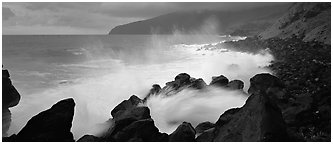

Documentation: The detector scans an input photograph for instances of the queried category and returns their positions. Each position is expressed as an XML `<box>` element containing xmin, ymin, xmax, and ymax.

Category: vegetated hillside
<box><xmin>260</xmin><ymin>2</ymin><xmax>331</xmax><ymax>44</ymax></box>
<box><xmin>109</xmin><ymin>4</ymin><xmax>290</xmax><ymax>35</ymax></box>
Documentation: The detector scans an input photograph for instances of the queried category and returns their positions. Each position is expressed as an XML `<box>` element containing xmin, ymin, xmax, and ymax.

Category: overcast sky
<box><xmin>2</xmin><ymin>2</ymin><xmax>288</xmax><ymax>35</ymax></box>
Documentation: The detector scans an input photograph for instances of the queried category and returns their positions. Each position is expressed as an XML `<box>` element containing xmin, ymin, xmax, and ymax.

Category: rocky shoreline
<box><xmin>2</xmin><ymin>36</ymin><xmax>331</xmax><ymax>142</ymax></box>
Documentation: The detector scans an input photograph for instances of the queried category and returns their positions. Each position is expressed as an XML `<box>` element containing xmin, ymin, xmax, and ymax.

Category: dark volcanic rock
<box><xmin>2</xmin><ymin>68</ymin><xmax>21</xmax><ymax>137</ymax></box>
<box><xmin>196</xmin><ymin>128</ymin><xmax>215</xmax><ymax>142</ymax></box>
<box><xmin>8</xmin><ymin>98</ymin><xmax>75</xmax><ymax>142</ymax></box>
<box><xmin>211</xmin><ymin>73</ymin><xmax>289</xmax><ymax>142</ymax></box>
<box><xmin>175</xmin><ymin>73</ymin><xmax>191</xmax><ymax>84</ymax></box>
<box><xmin>101</xmin><ymin>95</ymin><xmax>168</xmax><ymax>142</ymax></box>
<box><xmin>248</xmin><ymin>73</ymin><xmax>284</xmax><ymax>94</ymax></box>
<box><xmin>169</xmin><ymin>122</ymin><xmax>196</xmax><ymax>142</ymax></box>
<box><xmin>2</xmin><ymin>69</ymin><xmax>20</xmax><ymax>108</ymax></box>
<box><xmin>226</xmin><ymin>80</ymin><xmax>244</xmax><ymax>90</ymax></box>
<box><xmin>195</xmin><ymin>121</ymin><xmax>215</xmax><ymax>134</ymax></box>
<box><xmin>189</xmin><ymin>78</ymin><xmax>207</xmax><ymax>89</ymax></box>
<box><xmin>213</xmin><ymin>92</ymin><xmax>288</xmax><ymax>142</ymax></box>
<box><xmin>113</xmin><ymin>118</ymin><xmax>168</xmax><ymax>142</ymax></box>
<box><xmin>209</xmin><ymin>75</ymin><xmax>229</xmax><ymax>87</ymax></box>
<box><xmin>77</xmin><ymin>135</ymin><xmax>101</xmax><ymax>142</ymax></box>
<box><xmin>111</xmin><ymin>95</ymin><xmax>143</xmax><ymax>118</ymax></box>
<box><xmin>161</xmin><ymin>73</ymin><xmax>208</xmax><ymax>96</ymax></box>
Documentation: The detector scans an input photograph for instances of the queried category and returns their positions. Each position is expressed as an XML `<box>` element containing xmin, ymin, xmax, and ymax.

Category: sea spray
<box><xmin>145</xmin><ymin>86</ymin><xmax>248</xmax><ymax>134</ymax></box>
<box><xmin>6</xmin><ymin>35</ymin><xmax>274</xmax><ymax>140</ymax></box>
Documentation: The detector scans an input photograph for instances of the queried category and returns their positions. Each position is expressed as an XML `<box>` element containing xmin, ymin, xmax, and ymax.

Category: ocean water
<box><xmin>3</xmin><ymin>35</ymin><xmax>273</xmax><ymax>139</ymax></box>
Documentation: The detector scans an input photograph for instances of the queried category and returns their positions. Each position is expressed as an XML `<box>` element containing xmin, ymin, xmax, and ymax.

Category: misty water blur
<box><xmin>4</xmin><ymin>34</ymin><xmax>273</xmax><ymax>139</ymax></box>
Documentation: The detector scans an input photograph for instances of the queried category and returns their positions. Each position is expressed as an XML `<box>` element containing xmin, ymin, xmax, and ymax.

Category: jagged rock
<box><xmin>209</xmin><ymin>75</ymin><xmax>229</xmax><ymax>87</ymax></box>
<box><xmin>161</xmin><ymin>73</ymin><xmax>208</xmax><ymax>96</ymax></box>
<box><xmin>112</xmin><ymin>118</ymin><xmax>168</xmax><ymax>142</ymax></box>
<box><xmin>169</xmin><ymin>122</ymin><xmax>196</xmax><ymax>142</ymax></box>
<box><xmin>226</xmin><ymin>80</ymin><xmax>244</xmax><ymax>90</ymax></box>
<box><xmin>163</xmin><ymin>73</ymin><xmax>191</xmax><ymax>90</ymax></box>
<box><xmin>211</xmin><ymin>74</ymin><xmax>289</xmax><ymax>141</ymax></box>
<box><xmin>2</xmin><ymin>69</ymin><xmax>20</xmax><ymax>108</ymax></box>
<box><xmin>213</xmin><ymin>92</ymin><xmax>288</xmax><ymax>142</ymax></box>
<box><xmin>189</xmin><ymin>78</ymin><xmax>207</xmax><ymax>89</ymax></box>
<box><xmin>196</xmin><ymin>128</ymin><xmax>215</xmax><ymax>142</ymax></box>
<box><xmin>248</xmin><ymin>73</ymin><xmax>284</xmax><ymax>94</ymax></box>
<box><xmin>195</xmin><ymin>121</ymin><xmax>215</xmax><ymax>134</ymax></box>
<box><xmin>111</xmin><ymin>95</ymin><xmax>142</xmax><ymax>118</ymax></box>
<box><xmin>2</xmin><ymin>69</ymin><xmax>21</xmax><ymax>137</ymax></box>
<box><xmin>7</xmin><ymin>98</ymin><xmax>75</xmax><ymax>142</ymax></box>
<box><xmin>175</xmin><ymin>73</ymin><xmax>191</xmax><ymax>84</ymax></box>
<box><xmin>77</xmin><ymin>135</ymin><xmax>101</xmax><ymax>142</ymax></box>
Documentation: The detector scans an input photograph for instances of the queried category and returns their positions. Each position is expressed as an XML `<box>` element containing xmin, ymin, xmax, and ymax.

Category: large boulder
<box><xmin>111</xmin><ymin>95</ymin><xmax>143</xmax><ymax>119</ymax></box>
<box><xmin>248</xmin><ymin>73</ymin><xmax>285</xmax><ymax>95</ymax></box>
<box><xmin>195</xmin><ymin>121</ymin><xmax>215</xmax><ymax>135</ymax></box>
<box><xmin>169</xmin><ymin>122</ymin><xmax>196</xmax><ymax>142</ymax></box>
<box><xmin>5</xmin><ymin>98</ymin><xmax>75</xmax><ymax>142</ymax></box>
<box><xmin>77</xmin><ymin>135</ymin><xmax>102</xmax><ymax>142</ymax></box>
<box><xmin>213</xmin><ymin>91</ymin><xmax>288</xmax><ymax>142</ymax></box>
<box><xmin>189</xmin><ymin>78</ymin><xmax>207</xmax><ymax>89</ymax></box>
<box><xmin>226</xmin><ymin>80</ymin><xmax>244</xmax><ymax>90</ymax></box>
<box><xmin>196</xmin><ymin>128</ymin><xmax>215</xmax><ymax>142</ymax></box>
<box><xmin>2</xmin><ymin>69</ymin><xmax>20</xmax><ymax>108</ymax></box>
<box><xmin>2</xmin><ymin>69</ymin><xmax>21</xmax><ymax>137</ymax></box>
<box><xmin>209</xmin><ymin>75</ymin><xmax>229</xmax><ymax>87</ymax></box>
<box><xmin>161</xmin><ymin>73</ymin><xmax>208</xmax><ymax>96</ymax></box>
<box><xmin>112</xmin><ymin>118</ymin><xmax>168</xmax><ymax>142</ymax></box>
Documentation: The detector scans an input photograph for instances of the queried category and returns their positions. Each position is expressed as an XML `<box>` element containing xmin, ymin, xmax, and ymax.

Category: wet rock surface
<box><xmin>209</xmin><ymin>75</ymin><xmax>229</xmax><ymax>87</ymax></box>
<box><xmin>4</xmin><ymin>98</ymin><xmax>75</xmax><ymax>142</ymax></box>
<box><xmin>169</xmin><ymin>122</ymin><xmax>196</xmax><ymax>142</ymax></box>
<box><xmin>2</xmin><ymin>68</ymin><xmax>21</xmax><ymax>137</ymax></box>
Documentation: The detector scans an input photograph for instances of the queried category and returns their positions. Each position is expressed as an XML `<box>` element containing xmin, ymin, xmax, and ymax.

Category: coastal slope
<box><xmin>259</xmin><ymin>2</ymin><xmax>331</xmax><ymax>44</ymax></box>
<box><xmin>109</xmin><ymin>4</ymin><xmax>290</xmax><ymax>35</ymax></box>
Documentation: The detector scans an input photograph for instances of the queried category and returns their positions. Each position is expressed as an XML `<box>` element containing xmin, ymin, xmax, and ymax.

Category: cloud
<box><xmin>2</xmin><ymin>7</ymin><xmax>15</xmax><ymax>20</ymax></box>
<box><xmin>2</xmin><ymin>2</ymin><xmax>289</xmax><ymax>34</ymax></box>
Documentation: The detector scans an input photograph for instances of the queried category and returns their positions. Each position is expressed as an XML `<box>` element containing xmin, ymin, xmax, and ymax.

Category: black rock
<box><xmin>196</xmin><ymin>128</ymin><xmax>215</xmax><ymax>142</ymax></box>
<box><xmin>2</xmin><ymin>69</ymin><xmax>21</xmax><ymax>137</ymax></box>
<box><xmin>111</xmin><ymin>95</ymin><xmax>142</xmax><ymax>118</ymax></box>
<box><xmin>226</xmin><ymin>80</ymin><xmax>244</xmax><ymax>90</ymax></box>
<box><xmin>209</xmin><ymin>75</ymin><xmax>229</xmax><ymax>87</ymax></box>
<box><xmin>77</xmin><ymin>135</ymin><xmax>102</xmax><ymax>142</ymax></box>
<box><xmin>189</xmin><ymin>78</ymin><xmax>207</xmax><ymax>89</ymax></box>
<box><xmin>195</xmin><ymin>121</ymin><xmax>215</xmax><ymax>134</ymax></box>
<box><xmin>169</xmin><ymin>122</ymin><xmax>196</xmax><ymax>142</ymax></box>
<box><xmin>213</xmin><ymin>92</ymin><xmax>288</xmax><ymax>142</ymax></box>
<box><xmin>9</xmin><ymin>98</ymin><xmax>75</xmax><ymax>142</ymax></box>
<box><xmin>112</xmin><ymin>118</ymin><xmax>168</xmax><ymax>142</ymax></box>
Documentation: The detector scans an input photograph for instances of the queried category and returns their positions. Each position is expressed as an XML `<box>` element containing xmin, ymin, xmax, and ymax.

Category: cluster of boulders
<box><xmin>217</xmin><ymin>35</ymin><xmax>331</xmax><ymax>141</ymax></box>
<box><xmin>3</xmin><ymin>71</ymin><xmax>297</xmax><ymax>142</ymax></box>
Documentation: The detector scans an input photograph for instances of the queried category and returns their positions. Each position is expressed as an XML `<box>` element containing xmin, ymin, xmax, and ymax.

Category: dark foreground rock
<box><xmin>4</xmin><ymin>98</ymin><xmax>75</xmax><ymax>142</ymax></box>
<box><xmin>169</xmin><ymin>122</ymin><xmax>196</xmax><ymax>142</ymax></box>
<box><xmin>213</xmin><ymin>92</ymin><xmax>288</xmax><ymax>141</ymax></box>
<box><xmin>196</xmin><ymin>73</ymin><xmax>289</xmax><ymax>142</ymax></box>
<box><xmin>79</xmin><ymin>95</ymin><xmax>168</xmax><ymax>142</ymax></box>
<box><xmin>2</xmin><ymin>68</ymin><xmax>21</xmax><ymax>137</ymax></box>
<box><xmin>209</xmin><ymin>75</ymin><xmax>229</xmax><ymax>87</ymax></box>
<box><xmin>195</xmin><ymin>121</ymin><xmax>215</xmax><ymax>135</ymax></box>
